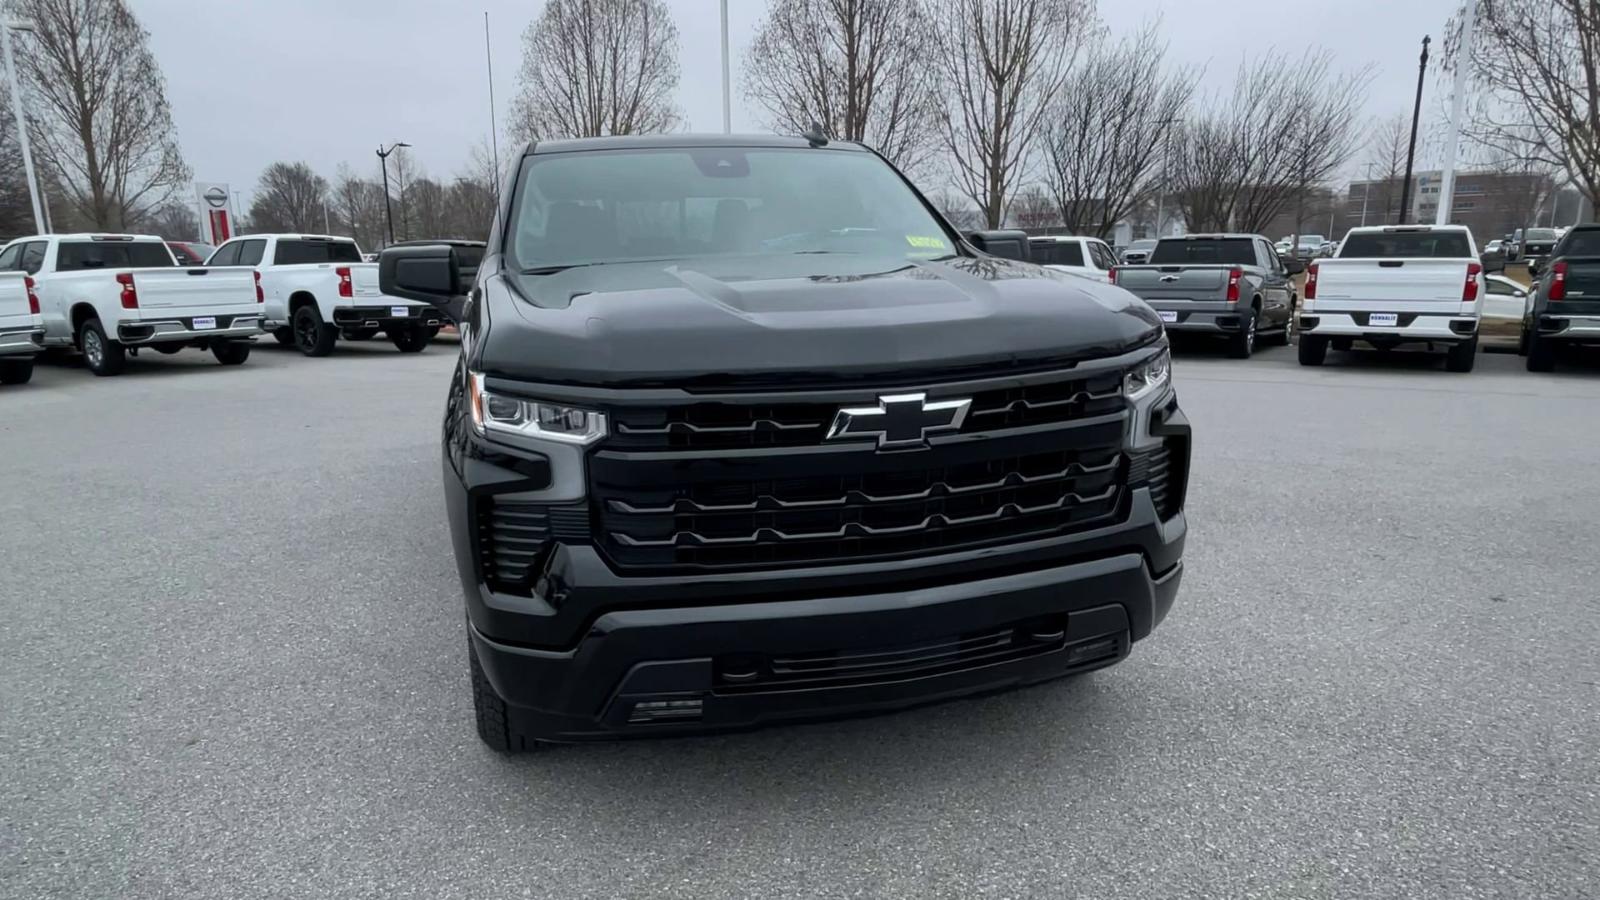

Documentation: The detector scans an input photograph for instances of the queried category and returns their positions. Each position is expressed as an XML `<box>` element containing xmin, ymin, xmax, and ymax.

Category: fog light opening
<box><xmin>628</xmin><ymin>697</ymin><xmax>705</xmax><ymax>724</ymax></box>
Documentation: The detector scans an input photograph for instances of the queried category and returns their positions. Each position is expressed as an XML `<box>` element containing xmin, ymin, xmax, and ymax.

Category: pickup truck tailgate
<box><xmin>0</xmin><ymin>272</ymin><xmax>32</xmax><ymax>329</ymax></box>
<box><xmin>1549</xmin><ymin>258</ymin><xmax>1600</xmax><ymax>315</ymax></box>
<box><xmin>130</xmin><ymin>267</ymin><xmax>258</xmax><ymax>311</ymax></box>
<box><xmin>1314</xmin><ymin>259</ymin><xmax>1467</xmax><ymax>303</ymax></box>
<box><xmin>1115</xmin><ymin>266</ymin><xmax>1227</xmax><ymax>301</ymax></box>
<box><xmin>349</xmin><ymin>263</ymin><xmax>418</xmax><ymax>303</ymax></box>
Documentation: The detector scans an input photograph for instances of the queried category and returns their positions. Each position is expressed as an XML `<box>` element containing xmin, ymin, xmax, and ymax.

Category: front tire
<box><xmin>78</xmin><ymin>318</ymin><xmax>126</xmax><ymax>376</ymax></box>
<box><xmin>292</xmin><ymin>305</ymin><xmax>337</xmax><ymax>357</ymax></box>
<box><xmin>0</xmin><ymin>357</ymin><xmax>34</xmax><ymax>385</ymax></box>
<box><xmin>1298</xmin><ymin>334</ymin><xmax>1329</xmax><ymax>366</ymax></box>
<box><xmin>1445</xmin><ymin>335</ymin><xmax>1478</xmax><ymax>372</ymax></box>
<box><xmin>1227</xmin><ymin>308</ymin><xmax>1257</xmax><ymax>359</ymax></box>
<box><xmin>470</xmin><ymin>641</ymin><xmax>534</xmax><ymax>754</ymax></box>
<box><xmin>389</xmin><ymin>324</ymin><xmax>430</xmax><ymax>353</ymax></box>
<box><xmin>211</xmin><ymin>341</ymin><xmax>251</xmax><ymax>366</ymax></box>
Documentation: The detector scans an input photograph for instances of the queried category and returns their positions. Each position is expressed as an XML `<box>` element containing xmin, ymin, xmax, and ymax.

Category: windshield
<box><xmin>56</xmin><ymin>241</ymin><xmax>175</xmax><ymax>271</ymax></box>
<box><xmin>1339</xmin><ymin>230</ymin><xmax>1473</xmax><ymax>258</ymax></box>
<box><xmin>1526</xmin><ymin>229</ymin><xmax>1558</xmax><ymax>241</ymax></box>
<box><xmin>1149</xmin><ymin>238</ymin><xmax>1257</xmax><ymax>266</ymax></box>
<box><xmin>508</xmin><ymin>147</ymin><xmax>954</xmax><ymax>270</ymax></box>
<box><xmin>1129</xmin><ymin>240</ymin><xmax>1157</xmax><ymax>251</ymax></box>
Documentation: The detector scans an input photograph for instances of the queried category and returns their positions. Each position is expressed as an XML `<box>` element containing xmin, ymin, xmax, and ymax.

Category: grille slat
<box><xmin>718</xmin><ymin>625</ymin><xmax>1063</xmax><ymax>693</ymax></box>
<box><xmin>477</xmin><ymin>500</ymin><xmax>589</xmax><ymax>593</ymax></box>
<box><xmin>607</xmin><ymin>372</ymin><xmax>1125</xmax><ymax>451</ymax></box>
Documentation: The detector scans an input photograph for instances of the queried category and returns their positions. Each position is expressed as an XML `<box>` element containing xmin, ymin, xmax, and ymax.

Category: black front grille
<box><xmin>607</xmin><ymin>371</ymin><xmax>1124</xmax><ymax>451</ymax></box>
<box><xmin>714</xmin><ymin>622</ymin><xmax>1068</xmax><ymax>693</ymax></box>
<box><xmin>477</xmin><ymin>500</ymin><xmax>589</xmax><ymax>592</ymax></box>
<box><xmin>594</xmin><ymin>439</ymin><xmax>1127</xmax><ymax>571</ymax></box>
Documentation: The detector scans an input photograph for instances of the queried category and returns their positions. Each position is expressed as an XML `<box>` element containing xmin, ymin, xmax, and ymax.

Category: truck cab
<box><xmin>1296</xmin><ymin>225</ymin><xmax>1484</xmax><ymax>372</ymax></box>
<box><xmin>377</xmin><ymin>134</ymin><xmax>1190</xmax><ymax>752</ymax></box>
<box><xmin>208</xmin><ymin>234</ymin><xmax>446</xmax><ymax>356</ymax></box>
<box><xmin>0</xmin><ymin>233</ymin><xmax>260</xmax><ymax>376</ymax></box>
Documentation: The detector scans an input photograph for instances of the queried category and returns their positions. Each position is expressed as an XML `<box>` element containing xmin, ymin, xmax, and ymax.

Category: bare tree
<box><xmin>4</xmin><ymin>0</ymin><xmax>188</xmax><ymax>230</ymax></box>
<box><xmin>744</xmin><ymin>0</ymin><xmax>941</xmax><ymax>172</ymax></box>
<box><xmin>330</xmin><ymin>164</ymin><xmax>386</xmax><ymax>250</ymax></box>
<box><xmin>249</xmin><ymin>162</ymin><xmax>328</xmax><ymax>234</ymax></box>
<box><xmin>1352</xmin><ymin>114</ymin><xmax>1410</xmax><ymax>224</ymax></box>
<box><xmin>1010</xmin><ymin>185</ymin><xmax>1059</xmax><ymax>229</ymax></box>
<box><xmin>933</xmin><ymin>0</ymin><xmax>1089</xmax><ymax>228</ymax></box>
<box><xmin>1170</xmin><ymin>50</ymin><xmax>1371</xmax><ymax>239</ymax></box>
<box><xmin>446</xmin><ymin>144</ymin><xmax>499</xmax><ymax>240</ymax></box>
<box><xmin>1041</xmin><ymin>21</ymin><xmax>1195</xmax><ymax>238</ymax></box>
<box><xmin>386</xmin><ymin>147</ymin><xmax>418</xmax><ymax>241</ymax></box>
<box><xmin>931</xmin><ymin>188</ymin><xmax>983</xmax><ymax>231</ymax></box>
<box><xmin>409</xmin><ymin>177</ymin><xmax>448</xmax><ymax>239</ymax></box>
<box><xmin>1451</xmin><ymin>0</ymin><xmax>1600</xmax><ymax>206</ymax></box>
<box><xmin>140</xmin><ymin>201</ymin><xmax>197</xmax><ymax>240</ymax></box>
<box><xmin>509</xmin><ymin>0</ymin><xmax>680</xmax><ymax>141</ymax></box>
<box><xmin>0</xmin><ymin>80</ymin><xmax>33</xmax><ymax>238</ymax></box>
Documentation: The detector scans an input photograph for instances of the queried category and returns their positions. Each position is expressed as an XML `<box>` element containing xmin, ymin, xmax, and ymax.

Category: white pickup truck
<box><xmin>0</xmin><ymin>233</ymin><xmax>260</xmax><ymax>376</ymax></box>
<box><xmin>206</xmin><ymin>234</ymin><xmax>445</xmax><ymax>356</ymax></box>
<box><xmin>0</xmin><ymin>267</ymin><xmax>45</xmax><ymax>385</ymax></box>
<box><xmin>1297</xmin><ymin>225</ymin><xmax>1485</xmax><ymax>372</ymax></box>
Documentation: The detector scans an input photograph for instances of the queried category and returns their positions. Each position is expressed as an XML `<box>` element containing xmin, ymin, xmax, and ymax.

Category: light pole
<box><xmin>720</xmin><ymin>0</ymin><xmax>731</xmax><ymax>134</ymax></box>
<box><xmin>1399</xmin><ymin>35</ymin><xmax>1430</xmax><ymax>225</ymax></box>
<box><xmin>2</xmin><ymin>20</ymin><xmax>46</xmax><ymax>235</ymax></box>
<box><xmin>376</xmin><ymin>141</ymin><xmax>410</xmax><ymax>246</ymax></box>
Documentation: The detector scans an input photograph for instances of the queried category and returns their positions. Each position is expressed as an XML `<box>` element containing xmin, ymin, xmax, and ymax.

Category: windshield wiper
<box><xmin>520</xmin><ymin>263</ymin><xmax>593</xmax><ymax>275</ymax></box>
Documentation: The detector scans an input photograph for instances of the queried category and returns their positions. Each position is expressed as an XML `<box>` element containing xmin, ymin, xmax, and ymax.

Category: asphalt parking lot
<box><xmin>3</xmin><ymin>337</ymin><xmax>1599</xmax><ymax>899</ymax></box>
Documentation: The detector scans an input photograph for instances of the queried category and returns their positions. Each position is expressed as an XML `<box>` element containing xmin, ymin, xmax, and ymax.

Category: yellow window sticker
<box><xmin>906</xmin><ymin>235</ymin><xmax>948</xmax><ymax>250</ymax></box>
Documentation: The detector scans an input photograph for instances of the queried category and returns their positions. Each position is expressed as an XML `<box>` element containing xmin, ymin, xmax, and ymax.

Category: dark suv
<box><xmin>1525</xmin><ymin>224</ymin><xmax>1600</xmax><ymax>371</ymax></box>
<box><xmin>381</xmin><ymin>134</ymin><xmax>1190</xmax><ymax>751</ymax></box>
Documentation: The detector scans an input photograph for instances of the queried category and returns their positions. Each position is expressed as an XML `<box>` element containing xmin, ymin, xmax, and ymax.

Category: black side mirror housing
<box><xmin>966</xmin><ymin>229</ymin><xmax>1032</xmax><ymax>262</ymax></box>
<box><xmin>1528</xmin><ymin>259</ymin><xmax>1541</xmax><ymax>276</ymax></box>
<box><xmin>379</xmin><ymin>244</ymin><xmax>464</xmax><ymax>323</ymax></box>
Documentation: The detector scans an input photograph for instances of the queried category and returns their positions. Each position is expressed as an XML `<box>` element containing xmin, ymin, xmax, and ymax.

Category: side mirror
<box><xmin>379</xmin><ymin>243</ymin><xmax>464</xmax><ymax>323</ymax></box>
<box><xmin>965</xmin><ymin>229</ymin><xmax>1032</xmax><ymax>262</ymax></box>
<box><xmin>1528</xmin><ymin>260</ymin><xmax>1541</xmax><ymax>276</ymax></box>
<box><xmin>1284</xmin><ymin>259</ymin><xmax>1306</xmax><ymax>276</ymax></box>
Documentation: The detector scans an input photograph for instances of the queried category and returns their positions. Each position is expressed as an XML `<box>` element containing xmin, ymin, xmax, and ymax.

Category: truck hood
<box><xmin>479</xmin><ymin>253</ymin><xmax>1162</xmax><ymax>386</ymax></box>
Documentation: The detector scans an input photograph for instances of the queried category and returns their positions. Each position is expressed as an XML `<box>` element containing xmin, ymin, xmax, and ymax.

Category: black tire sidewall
<box><xmin>78</xmin><ymin>319</ymin><xmax>124</xmax><ymax>376</ymax></box>
<box><xmin>0</xmin><ymin>357</ymin><xmax>33</xmax><ymax>384</ymax></box>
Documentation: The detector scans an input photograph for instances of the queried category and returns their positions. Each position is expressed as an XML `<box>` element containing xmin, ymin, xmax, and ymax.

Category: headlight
<box><xmin>1124</xmin><ymin>347</ymin><xmax>1171</xmax><ymax>401</ymax></box>
<box><xmin>467</xmin><ymin>370</ymin><xmax>608</xmax><ymax>445</ymax></box>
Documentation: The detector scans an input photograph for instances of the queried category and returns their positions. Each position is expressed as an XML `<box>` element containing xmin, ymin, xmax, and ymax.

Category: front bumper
<box><xmin>117</xmin><ymin>314</ymin><xmax>261</xmax><ymax>345</ymax></box>
<box><xmin>471</xmin><ymin>549</ymin><xmax>1182</xmax><ymax>741</ymax></box>
<box><xmin>1298</xmin><ymin>310</ymin><xmax>1476</xmax><ymax>343</ymax></box>
<box><xmin>0</xmin><ymin>325</ymin><xmax>44</xmax><ymax>357</ymax></box>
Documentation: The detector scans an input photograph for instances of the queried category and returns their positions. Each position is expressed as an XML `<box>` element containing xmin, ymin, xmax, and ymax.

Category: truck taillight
<box><xmin>1225</xmin><ymin>267</ymin><xmax>1242</xmax><ymax>303</ymax></box>
<box><xmin>254</xmin><ymin>270</ymin><xmax>264</xmax><ymax>303</ymax></box>
<box><xmin>1549</xmin><ymin>260</ymin><xmax>1567</xmax><ymax>301</ymax></box>
<box><xmin>23</xmin><ymin>275</ymin><xmax>39</xmax><ymax>315</ymax></box>
<box><xmin>116</xmin><ymin>272</ymin><xmax>138</xmax><ymax>309</ymax></box>
<box><xmin>1463</xmin><ymin>262</ymin><xmax>1482</xmax><ymax>301</ymax></box>
<box><xmin>336</xmin><ymin>266</ymin><xmax>353</xmax><ymax>298</ymax></box>
<box><xmin>1107</xmin><ymin>266</ymin><xmax>1117</xmax><ymax>285</ymax></box>
<box><xmin>1304</xmin><ymin>262</ymin><xmax>1319</xmax><ymax>300</ymax></box>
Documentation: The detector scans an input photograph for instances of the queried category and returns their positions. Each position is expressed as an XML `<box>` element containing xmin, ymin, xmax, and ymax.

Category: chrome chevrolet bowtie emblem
<box><xmin>826</xmin><ymin>393</ymin><xmax>972</xmax><ymax>449</ymax></box>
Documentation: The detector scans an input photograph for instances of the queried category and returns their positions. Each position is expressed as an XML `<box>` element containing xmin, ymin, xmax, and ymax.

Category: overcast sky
<box><xmin>136</xmin><ymin>0</ymin><xmax>1458</xmax><ymax>208</ymax></box>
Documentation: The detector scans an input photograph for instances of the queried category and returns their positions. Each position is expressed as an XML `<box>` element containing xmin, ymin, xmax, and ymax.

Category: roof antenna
<box><xmin>803</xmin><ymin>121</ymin><xmax>830</xmax><ymax>147</ymax></box>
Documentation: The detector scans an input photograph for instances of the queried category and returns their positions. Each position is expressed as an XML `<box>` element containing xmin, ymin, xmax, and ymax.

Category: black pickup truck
<box><xmin>380</xmin><ymin>134</ymin><xmax>1189</xmax><ymax>751</ymax></box>
<box><xmin>1525</xmin><ymin>224</ymin><xmax>1600</xmax><ymax>371</ymax></box>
